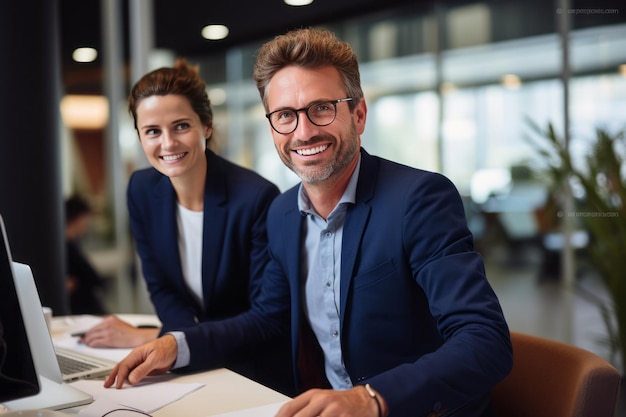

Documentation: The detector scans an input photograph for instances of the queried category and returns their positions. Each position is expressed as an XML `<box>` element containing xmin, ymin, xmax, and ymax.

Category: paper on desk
<box><xmin>70</xmin><ymin>377</ymin><xmax>204</xmax><ymax>413</ymax></box>
<box><xmin>210</xmin><ymin>401</ymin><xmax>288</xmax><ymax>417</ymax></box>
<box><xmin>52</xmin><ymin>315</ymin><xmax>134</xmax><ymax>362</ymax></box>
<box><xmin>53</xmin><ymin>314</ymin><xmax>104</xmax><ymax>334</ymax></box>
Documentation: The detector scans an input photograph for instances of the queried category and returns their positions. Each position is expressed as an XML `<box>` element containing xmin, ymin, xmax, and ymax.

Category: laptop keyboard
<box><xmin>56</xmin><ymin>353</ymin><xmax>99</xmax><ymax>375</ymax></box>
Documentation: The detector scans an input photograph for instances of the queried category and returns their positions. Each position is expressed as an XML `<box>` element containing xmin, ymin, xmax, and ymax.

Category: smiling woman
<box><xmin>135</xmin><ymin>94</ymin><xmax>210</xmax><ymax>195</ymax></box>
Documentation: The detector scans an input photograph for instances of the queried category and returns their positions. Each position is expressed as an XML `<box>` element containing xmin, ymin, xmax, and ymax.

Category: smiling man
<box><xmin>105</xmin><ymin>28</ymin><xmax>512</xmax><ymax>417</ymax></box>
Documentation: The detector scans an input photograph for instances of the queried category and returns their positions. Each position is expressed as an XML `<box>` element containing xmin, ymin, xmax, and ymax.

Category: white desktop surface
<box><xmin>49</xmin><ymin>315</ymin><xmax>290</xmax><ymax>417</ymax></box>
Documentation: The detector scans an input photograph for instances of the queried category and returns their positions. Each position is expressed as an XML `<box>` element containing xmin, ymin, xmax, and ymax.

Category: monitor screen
<box><xmin>0</xmin><ymin>216</ymin><xmax>39</xmax><ymax>403</ymax></box>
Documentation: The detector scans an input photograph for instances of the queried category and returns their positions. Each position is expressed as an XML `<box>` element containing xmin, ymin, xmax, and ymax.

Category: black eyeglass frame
<box><xmin>265</xmin><ymin>97</ymin><xmax>354</xmax><ymax>134</ymax></box>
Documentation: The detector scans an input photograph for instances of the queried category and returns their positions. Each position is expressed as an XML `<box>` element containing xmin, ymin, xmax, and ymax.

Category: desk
<box><xmin>150</xmin><ymin>369</ymin><xmax>289</xmax><ymax>417</ymax></box>
<box><xmin>51</xmin><ymin>315</ymin><xmax>290</xmax><ymax>416</ymax></box>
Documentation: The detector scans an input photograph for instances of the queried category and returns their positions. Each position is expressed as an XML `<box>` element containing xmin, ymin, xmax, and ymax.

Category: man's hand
<box><xmin>81</xmin><ymin>315</ymin><xmax>160</xmax><ymax>348</ymax></box>
<box><xmin>103</xmin><ymin>334</ymin><xmax>178</xmax><ymax>389</ymax></box>
<box><xmin>275</xmin><ymin>385</ymin><xmax>387</xmax><ymax>417</ymax></box>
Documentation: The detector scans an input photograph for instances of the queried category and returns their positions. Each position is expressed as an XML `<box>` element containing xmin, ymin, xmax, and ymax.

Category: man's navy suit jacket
<box><xmin>182</xmin><ymin>149</ymin><xmax>513</xmax><ymax>416</ymax></box>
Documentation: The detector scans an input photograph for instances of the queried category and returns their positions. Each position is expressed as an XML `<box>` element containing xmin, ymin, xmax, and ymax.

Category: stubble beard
<box><xmin>280</xmin><ymin>123</ymin><xmax>359</xmax><ymax>184</ymax></box>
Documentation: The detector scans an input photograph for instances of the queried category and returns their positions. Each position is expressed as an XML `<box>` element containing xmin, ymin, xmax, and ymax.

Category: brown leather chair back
<box><xmin>492</xmin><ymin>332</ymin><xmax>621</xmax><ymax>417</ymax></box>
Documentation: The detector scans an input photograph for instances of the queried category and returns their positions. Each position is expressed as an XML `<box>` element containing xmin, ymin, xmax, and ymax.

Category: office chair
<box><xmin>491</xmin><ymin>332</ymin><xmax>621</xmax><ymax>417</ymax></box>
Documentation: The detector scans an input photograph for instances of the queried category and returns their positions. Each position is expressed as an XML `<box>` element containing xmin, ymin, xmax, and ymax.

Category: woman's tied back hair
<box><xmin>128</xmin><ymin>58</ymin><xmax>213</xmax><ymax>144</ymax></box>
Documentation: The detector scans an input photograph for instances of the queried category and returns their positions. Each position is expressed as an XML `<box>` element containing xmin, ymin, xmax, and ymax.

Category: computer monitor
<box><xmin>0</xmin><ymin>215</ymin><xmax>40</xmax><ymax>403</ymax></box>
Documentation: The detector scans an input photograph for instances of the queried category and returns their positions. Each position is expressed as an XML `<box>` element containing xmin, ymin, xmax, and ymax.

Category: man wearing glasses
<box><xmin>106</xmin><ymin>28</ymin><xmax>512</xmax><ymax>417</ymax></box>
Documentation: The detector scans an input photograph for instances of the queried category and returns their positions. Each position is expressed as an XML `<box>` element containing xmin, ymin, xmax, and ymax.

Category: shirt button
<box><xmin>325</xmin><ymin>232</ymin><xmax>332</xmax><ymax>237</ymax></box>
<box><xmin>326</xmin><ymin>281</ymin><xmax>331</xmax><ymax>287</ymax></box>
<box><xmin>332</xmin><ymin>330</ymin><xmax>339</xmax><ymax>337</ymax></box>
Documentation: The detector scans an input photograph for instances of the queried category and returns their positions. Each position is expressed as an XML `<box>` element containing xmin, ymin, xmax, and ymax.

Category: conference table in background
<box><xmin>50</xmin><ymin>314</ymin><xmax>290</xmax><ymax>417</ymax></box>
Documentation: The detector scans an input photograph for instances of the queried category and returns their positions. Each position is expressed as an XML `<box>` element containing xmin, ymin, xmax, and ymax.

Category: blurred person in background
<box><xmin>65</xmin><ymin>194</ymin><xmax>108</xmax><ymax>315</ymax></box>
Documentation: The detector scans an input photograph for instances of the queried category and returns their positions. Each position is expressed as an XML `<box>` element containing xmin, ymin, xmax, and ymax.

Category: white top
<box><xmin>176</xmin><ymin>203</ymin><xmax>204</xmax><ymax>307</ymax></box>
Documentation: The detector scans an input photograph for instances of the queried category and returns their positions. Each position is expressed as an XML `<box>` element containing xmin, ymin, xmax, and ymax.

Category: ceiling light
<box><xmin>284</xmin><ymin>0</ymin><xmax>314</xmax><ymax>5</ymax></box>
<box><xmin>209</xmin><ymin>88</ymin><xmax>227</xmax><ymax>106</ymax></box>
<box><xmin>440</xmin><ymin>81</ymin><xmax>457</xmax><ymax>94</ymax></box>
<box><xmin>60</xmin><ymin>95</ymin><xmax>109</xmax><ymax>130</ymax></box>
<box><xmin>501</xmin><ymin>74</ymin><xmax>521</xmax><ymax>90</ymax></box>
<box><xmin>201</xmin><ymin>25</ymin><xmax>229</xmax><ymax>40</ymax></box>
<box><xmin>72</xmin><ymin>47</ymin><xmax>98</xmax><ymax>63</ymax></box>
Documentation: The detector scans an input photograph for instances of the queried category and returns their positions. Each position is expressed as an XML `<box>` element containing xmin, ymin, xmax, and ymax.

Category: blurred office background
<box><xmin>1</xmin><ymin>0</ymin><xmax>625</xmax><ymax>374</ymax></box>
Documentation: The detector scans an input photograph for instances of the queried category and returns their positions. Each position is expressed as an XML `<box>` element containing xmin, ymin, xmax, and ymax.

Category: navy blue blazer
<box><xmin>182</xmin><ymin>149</ymin><xmax>512</xmax><ymax>416</ymax></box>
<box><xmin>127</xmin><ymin>149</ymin><xmax>293</xmax><ymax>394</ymax></box>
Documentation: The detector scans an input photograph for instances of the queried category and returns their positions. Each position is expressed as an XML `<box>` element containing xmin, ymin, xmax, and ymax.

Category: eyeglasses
<box><xmin>101</xmin><ymin>409</ymin><xmax>153</xmax><ymax>417</ymax></box>
<box><xmin>266</xmin><ymin>98</ymin><xmax>353</xmax><ymax>135</ymax></box>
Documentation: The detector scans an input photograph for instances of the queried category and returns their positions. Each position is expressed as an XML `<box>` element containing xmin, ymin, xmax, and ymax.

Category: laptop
<box><xmin>0</xmin><ymin>215</ymin><xmax>93</xmax><ymax>411</ymax></box>
<box><xmin>12</xmin><ymin>262</ymin><xmax>117</xmax><ymax>382</ymax></box>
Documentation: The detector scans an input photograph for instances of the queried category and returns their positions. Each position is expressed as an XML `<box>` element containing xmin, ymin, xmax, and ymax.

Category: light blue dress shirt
<box><xmin>298</xmin><ymin>156</ymin><xmax>361</xmax><ymax>390</ymax></box>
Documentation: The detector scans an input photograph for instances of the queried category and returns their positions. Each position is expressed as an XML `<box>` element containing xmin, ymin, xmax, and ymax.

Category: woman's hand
<box><xmin>81</xmin><ymin>315</ymin><xmax>160</xmax><ymax>348</ymax></box>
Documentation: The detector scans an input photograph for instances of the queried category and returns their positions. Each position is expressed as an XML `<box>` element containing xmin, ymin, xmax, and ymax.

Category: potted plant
<box><xmin>526</xmin><ymin>121</ymin><xmax>626</xmax><ymax>372</ymax></box>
